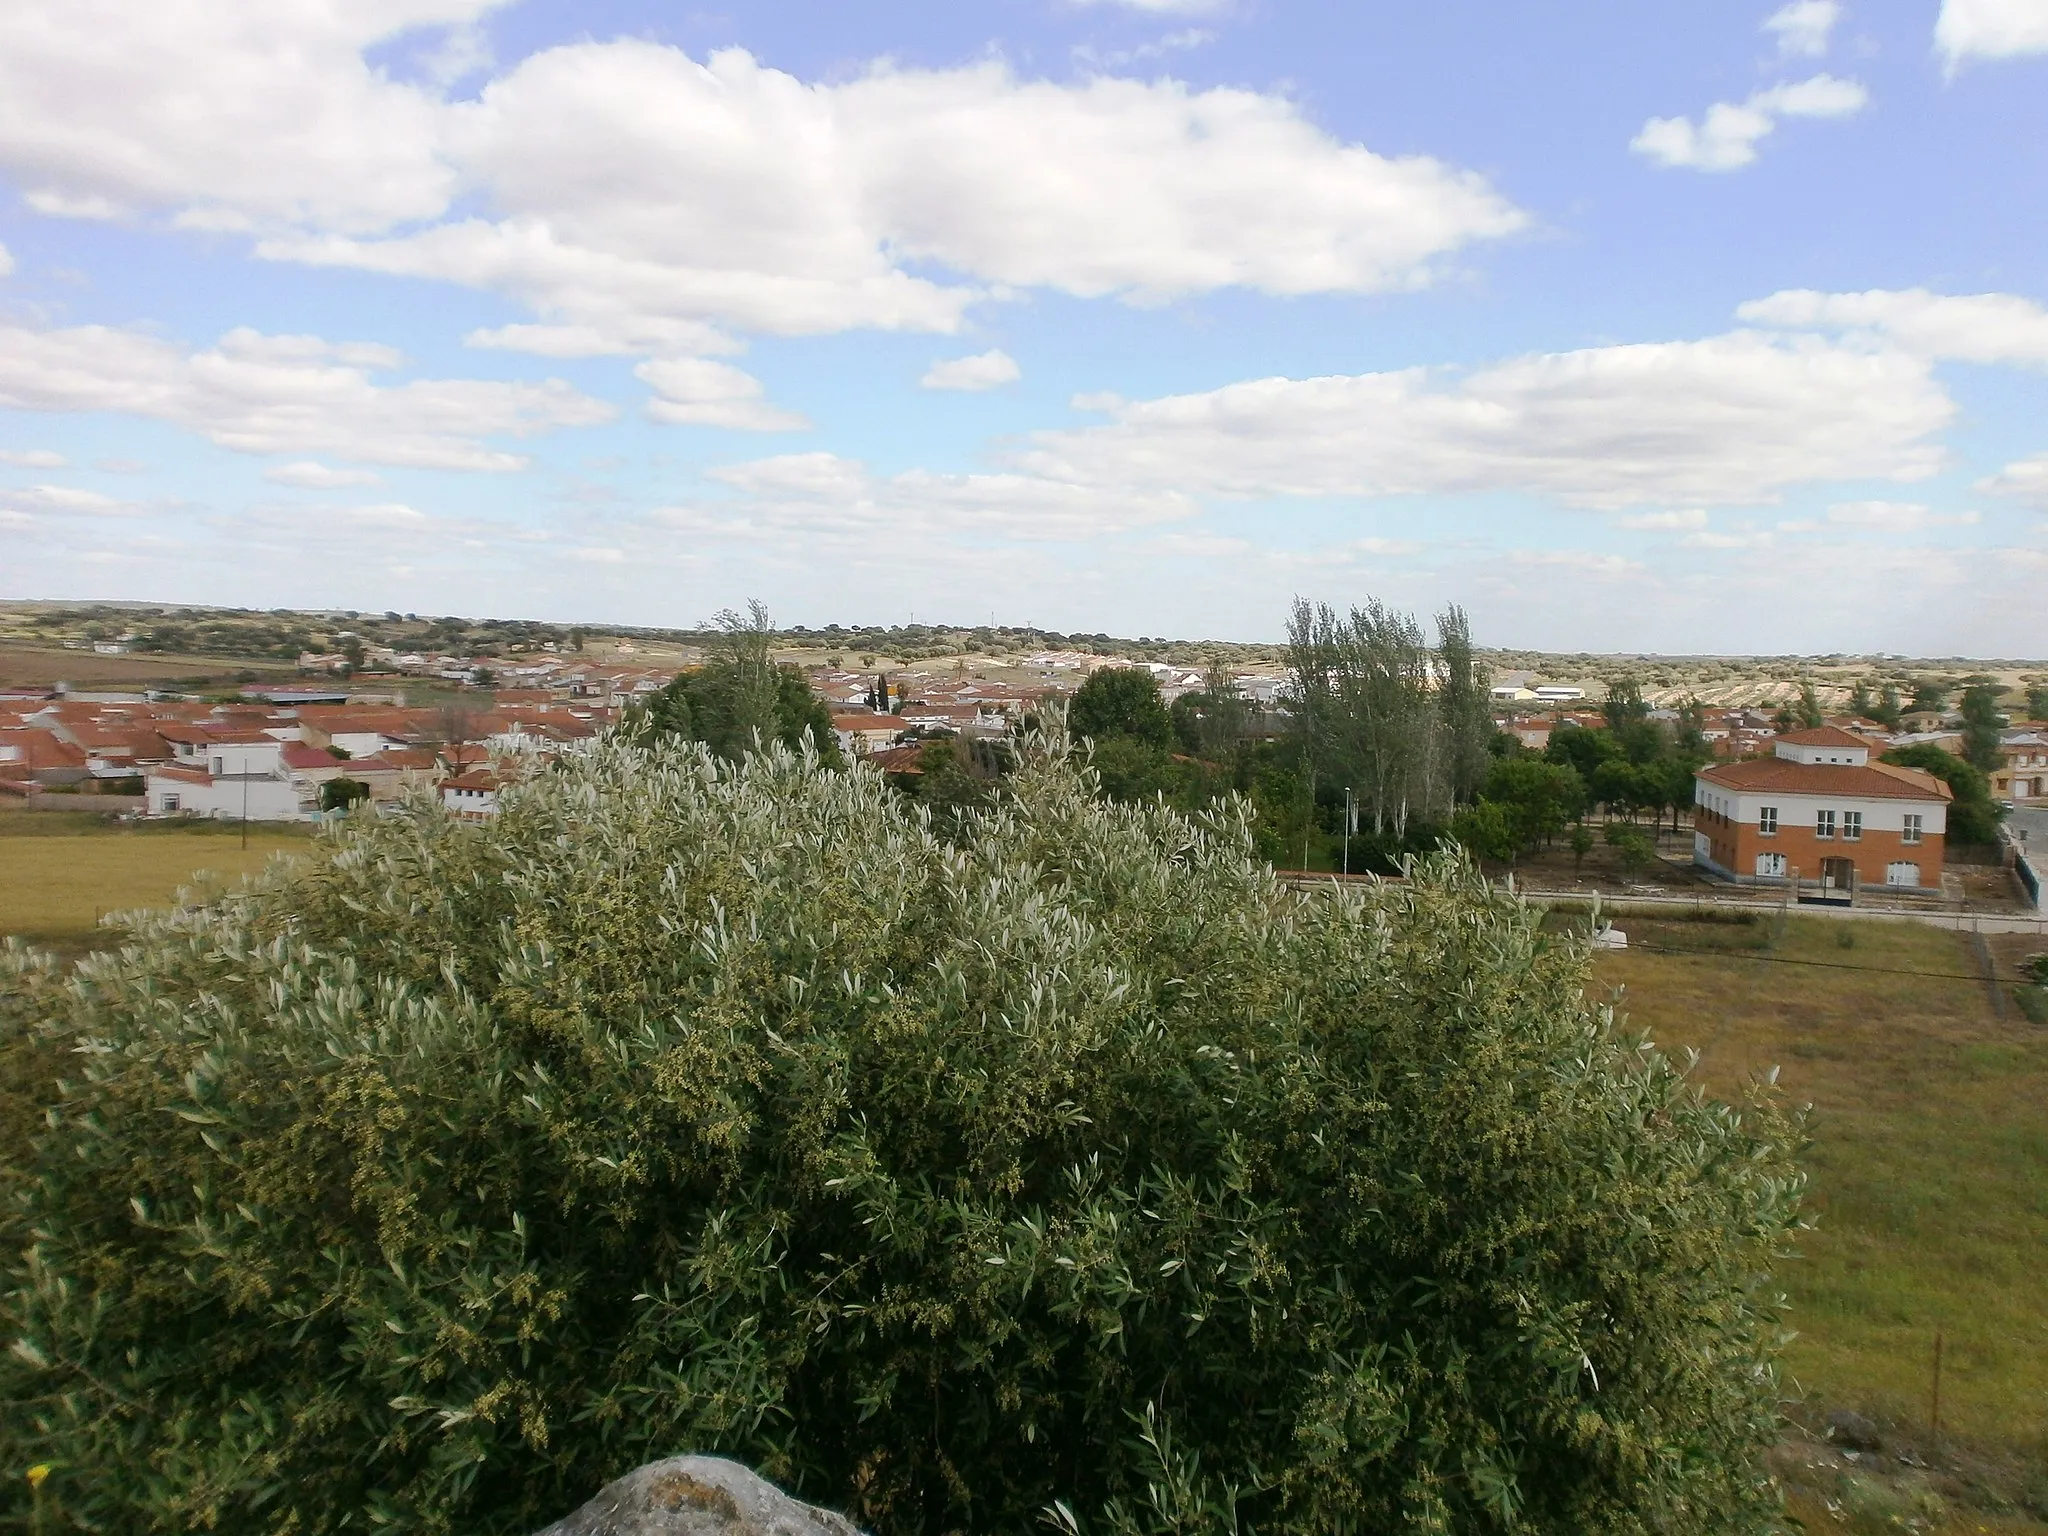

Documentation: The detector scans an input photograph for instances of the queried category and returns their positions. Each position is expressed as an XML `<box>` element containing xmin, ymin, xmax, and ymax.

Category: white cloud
<box><xmin>0</xmin><ymin>8</ymin><xmax>1525</xmax><ymax>347</ymax></box>
<box><xmin>0</xmin><ymin>0</ymin><xmax>492</xmax><ymax>233</ymax></box>
<box><xmin>569</xmin><ymin>546</ymin><xmax>626</xmax><ymax>563</ymax></box>
<box><xmin>1978</xmin><ymin>453</ymin><xmax>2048</xmax><ymax>507</ymax></box>
<box><xmin>1632</xmin><ymin>74</ymin><xmax>1868</xmax><ymax>171</ymax></box>
<box><xmin>921</xmin><ymin>349</ymin><xmax>1022</xmax><ymax>392</ymax></box>
<box><xmin>465</xmin><ymin>320</ymin><xmax>740</xmax><ymax>359</ymax></box>
<box><xmin>1826</xmin><ymin>499</ymin><xmax>1981</xmax><ymax>529</ymax></box>
<box><xmin>0</xmin><ymin>482</ymin><xmax>144</xmax><ymax>516</ymax></box>
<box><xmin>265</xmin><ymin>460</ymin><xmax>384</xmax><ymax>488</ymax></box>
<box><xmin>1681</xmin><ymin>528</ymin><xmax>1776</xmax><ymax>549</ymax></box>
<box><xmin>0</xmin><ymin>241</ymin><xmax>12</xmax><ymax>277</ymax></box>
<box><xmin>1020</xmin><ymin>331</ymin><xmax>1951</xmax><ymax>509</ymax></box>
<box><xmin>1073</xmin><ymin>29</ymin><xmax>1217</xmax><ymax>68</ymax></box>
<box><xmin>1738</xmin><ymin>287</ymin><xmax>2048</xmax><ymax>365</ymax></box>
<box><xmin>1070</xmin><ymin>0</ymin><xmax>1228</xmax><ymax>13</ymax></box>
<box><xmin>0</xmin><ymin>448</ymin><xmax>67</xmax><ymax>468</ymax></box>
<box><xmin>634</xmin><ymin>358</ymin><xmax>810</xmax><ymax>432</ymax></box>
<box><xmin>1936</xmin><ymin>0</ymin><xmax>2048</xmax><ymax>63</ymax></box>
<box><xmin>1764</xmin><ymin>1</ymin><xmax>1843</xmax><ymax>57</ymax></box>
<box><xmin>672</xmin><ymin>451</ymin><xmax>1199</xmax><ymax>541</ymax></box>
<box><xmin>0</xmin><ymin>321</ymin><xmax>612</xmax><ymax>471</ymax></box>
<box><xmin>1615</xmin><ymin>508</ymin><xmax>1711</xmax><ymax>530</ymax></box>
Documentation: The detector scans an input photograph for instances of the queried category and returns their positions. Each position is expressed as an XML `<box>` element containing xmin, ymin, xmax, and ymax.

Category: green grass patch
<box><xmin>1598</xmin><ymin>917</ymin><xmax>2048</xmax><ymax>1460</ymax></box>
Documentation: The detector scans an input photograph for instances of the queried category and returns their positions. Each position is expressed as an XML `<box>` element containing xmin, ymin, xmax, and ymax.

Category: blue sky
<box><xmin>3</xmin><ymin>0</ymin><xmax>2047</xmax><ymax>652</ymax></box>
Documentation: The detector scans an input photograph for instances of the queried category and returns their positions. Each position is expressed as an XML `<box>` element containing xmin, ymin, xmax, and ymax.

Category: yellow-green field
<box><xmin>1597</xmin><ymin>915</ymin><xmax>2048</xmax><ymax>1530</ymax></box>
<box><xmin>0</xmin><ymin>818</ymin><xmax>308</xmax><ymax>956</ymax></box>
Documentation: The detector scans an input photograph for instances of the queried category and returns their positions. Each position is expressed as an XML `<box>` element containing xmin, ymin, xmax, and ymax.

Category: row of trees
<box><xmin>627</xmin><ymin>598</ymin><xmax>2008</xmax><ymax>868</ymax></box>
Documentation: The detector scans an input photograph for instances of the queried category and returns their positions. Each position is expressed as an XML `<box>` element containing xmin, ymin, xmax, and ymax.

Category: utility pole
<box><xmin>1344</xmin><ymin>786</ymin><xmax>1354</xmax><ymax>877</ymax></box>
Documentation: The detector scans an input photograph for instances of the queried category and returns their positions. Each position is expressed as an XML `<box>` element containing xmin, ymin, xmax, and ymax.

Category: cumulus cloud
<box><xmin>0</xmin><ymin>8</ymin><xmax>1525</xmax><ymax>349</ymax></box>
<box><xmin>668</xmin><ymin>451</ymin><xmax>1199</xmax><ymax>541</ymax></box>
<box><xmin>1764</xmin><ymin>0</ymin><xmax>1843</xmax><ymax>57</ymax></box>
<box><xmin>1738</xmin><ymin>287</ymin><xmax>2048</xmax><ymax>364</ymax></box>
<box><xmin>634</xmin><ymin>358</ymin><xmax>810</xmax><ymax>432</ymax></box>
<box><xmin>264</xmin><ymin>460</ymin><xmax>384</xmax><ymax>488</ymax></box>
<box><xmin>0</xmin><ymin>241</ymin><xmax>12</xmax><ymax>277</ymax></box>
<box><xmin>0</xmin><ymin>321</ymin><xmax>612</xmax><ymax>471</ymax></box>
<box><xmin>1632</xmin><ymin>74</ymin><xmax>1868</xmax><ymax>171</ymax></box>
<box><xmin>921</xmin><ymin>349</ymin><xmax>1022</xmax><ymax>392</ymax></box>
<box><xmin>1977</xmin><ymin>453</ymin><xmax>2048</xmax><ymax>507</ymax></box>
<box><xmin>1020</xmin><ymin>331</ymin><xmax>1951</xmax><ymax>509</ymax></box>
<box><xmin>1826</xmin><ymin>500</ymin><xmax>1980</xmax><ymax>529</ymax></box>
<box><xmin>1936</xmin><ymin>0</ymin><xmax>2048</xmax><ymax>63</ymax></box>
<box><xmin>0</xmin><ymin>0</ymin><xmax>491</xmax><ymax>233</ymax></box>
<box><xmin>0</xmin><ymin>448</ymin><xmax>67</xmax><ymax>468</ymax></box>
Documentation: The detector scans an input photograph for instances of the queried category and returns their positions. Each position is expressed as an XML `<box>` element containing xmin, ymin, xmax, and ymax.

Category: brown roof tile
<box><xmin>1697</xmin><ymin>758</ymin><xmax>1952</xmax><ymax>801</ymax></box>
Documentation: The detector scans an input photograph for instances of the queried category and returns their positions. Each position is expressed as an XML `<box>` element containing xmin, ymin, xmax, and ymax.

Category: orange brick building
<box><xmin>1693</xmin><ymin>727</ymin><xmax>1951</xmax><ymax>894</ymax></box>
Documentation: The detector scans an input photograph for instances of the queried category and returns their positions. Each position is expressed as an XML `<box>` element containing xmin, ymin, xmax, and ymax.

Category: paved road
<box><xmin>2007</xmin><ymin>803</ymin><xmax>2048</xmax><ymax>854</ymax></box>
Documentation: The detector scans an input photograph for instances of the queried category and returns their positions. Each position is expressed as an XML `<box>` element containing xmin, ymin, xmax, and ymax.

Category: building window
<box><xmin>1758</xmin><ymin>806</ymin><xmax>1777</xmax><ymax>835</ymax></box>
<box><xmin>1816</xmin><ymin>810</ymin><xmax>1835</xmax><ymax>839</ymax></box>
<box><xmin>162</xmin><ymin>794</ymin><xmax>180</xmax><ymax>812</ymax></box>
<box><xmin>1843</xmin><ymin>811</ymin><xmax>1862</xmax><ymax>841</ymax></box>
<box><xmin>1903</xmin><ymin>814</ymin><xmax>1922</xmax><ymax>845</ymax></box>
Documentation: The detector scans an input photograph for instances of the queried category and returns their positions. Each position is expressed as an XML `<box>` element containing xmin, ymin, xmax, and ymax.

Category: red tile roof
<box><xmin>1775</xmin><ymin>726</ymin><xmax>1876</xmax><ymax>748</ymax></box>
<box><xmin>1697</xmin><ymin>758</ymin><xmax>1951</xmax><ymax>801</ymax></box>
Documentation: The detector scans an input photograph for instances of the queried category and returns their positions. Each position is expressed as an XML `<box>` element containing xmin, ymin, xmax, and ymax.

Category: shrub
<box><xmin>0</xmin><ymin>740</ymin><xmax>1803</xmax><ymax>1535</ymax></box>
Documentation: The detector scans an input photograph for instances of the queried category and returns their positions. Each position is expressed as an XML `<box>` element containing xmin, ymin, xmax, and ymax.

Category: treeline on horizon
<box><xmin>628</xmin><ymin>598</ymin><xmax>2014</xmax><ymax>869</ymax></box>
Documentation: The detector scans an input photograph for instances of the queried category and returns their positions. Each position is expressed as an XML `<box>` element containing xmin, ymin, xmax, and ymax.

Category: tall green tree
<box><xmin>1874</xmin><ymin>685</ymin><xmax>1903</xmax><ymax>730</ymax></box>
<box><xmin>1068</xmin><ymin>666</ymin><xmax>1174</xmax><ymax>748</ymax></box>
<box><xmin>1601</xmin><ymin>677</ymin><xmax>1649</xmax><ymax>732</ymax></box>
<box><xmin>1797</xmin><ymin>682</ymin><xmax>1824</xmax><ymax>729</ymax></box>
<box><xmin>0</xmin><ymin>739</ymin><xmax>1805</xmax><ymax>1536</ymax></box>
<box><xmin>631</xmin><ymin>601</ymin><xmax>840</xmax><ymax>764</ymax></box>
<box><xmin>1881</xmin><ymin>744</ymin><xmax>2004</xmax><ymax>844</ymax></box>
<box><xmin>1909</xmin><ymin>677</ymin><xmax>1950</xmax><ymax>715</ymax></box>
<box><xmin>1434</xmin><ymin>604</ymin><xmax>1494</xmax><ymax>805</ymax></box>
<box><xmin>1959</xmin><ymin>683</ymin><xmax>2004</xmax><ymax>774</ymax></box>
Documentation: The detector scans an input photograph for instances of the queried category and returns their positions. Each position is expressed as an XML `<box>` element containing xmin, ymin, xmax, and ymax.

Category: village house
<box><xmin>831</xmin><ymin>713</ymin><xmax>906</xmax><ymax>757</ymax></box>
<box><xmin>441</xmin><ymin>769</ymin><xmax>504</xmax><ymax>819</ymax></box>
<box><xmin>1990</xmin><ymin>728</ymin><xmax>2048</xmax><ymax>804</ymax></box>
<box><xmin>1692</xmin><ymin>726</ymin><xmax>1950</xmax><ymax>895</ymax></box>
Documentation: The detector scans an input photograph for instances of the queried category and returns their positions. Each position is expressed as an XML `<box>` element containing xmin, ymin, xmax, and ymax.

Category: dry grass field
<box><xmin>0</xmin><ymin>643</ymin><xmax>296</xmax><ymax>692</ymax></box>
<box><xmin>1595</xmin><ymin>914</ymin><xmax>2048</xmax><ymax>1531</ymax></box>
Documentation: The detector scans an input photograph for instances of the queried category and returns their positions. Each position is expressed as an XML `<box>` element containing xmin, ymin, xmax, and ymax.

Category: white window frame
<box><xmin>1842</xmin><ymin>811</ymin><xmax>1862</xmax><ymax>841</ymax></box>
<box><xmin>162</xmin><ymin>793</ymin><xmax>180</xmax><ymax>812</ymax></box>
<box><xmin>1815</xmin><ymin>809</ymin><xmax>1835</xmax><ymax>840</ymax></box>
<box><xmin>1758</xmin><ymin>805</ymin><xmax>1777</xmax><ymax>836</ymax></box>
<box><xmin>1902</xmin><ymin>814</ymin><xmax>1922</xmax><ymax>845</ymax></box>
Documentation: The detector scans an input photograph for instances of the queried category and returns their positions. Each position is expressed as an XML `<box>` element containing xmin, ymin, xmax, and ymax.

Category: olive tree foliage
<box><xmin>0</xmin><ymin>737</ymin><xmax>1801</xmax><ymax>1536</ymax></box>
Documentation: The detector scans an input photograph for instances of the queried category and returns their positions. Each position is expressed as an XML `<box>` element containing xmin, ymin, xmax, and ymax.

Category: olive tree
<box><xmin>1</xmin><ymin>738</ymin><xmax>1801</xmax><ymax>1536</ymax></box>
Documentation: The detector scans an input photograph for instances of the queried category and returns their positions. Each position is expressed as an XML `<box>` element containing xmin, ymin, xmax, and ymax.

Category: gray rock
<box><xmin>1825</xmin><ymin>1409</ymin><xmax>1883</xmax><ymax>1453</ymax></box>
<box><xmin>534</xmin><ymin>1456</ymin><xmax>866</xmax><ymax>1536</ymax></box>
